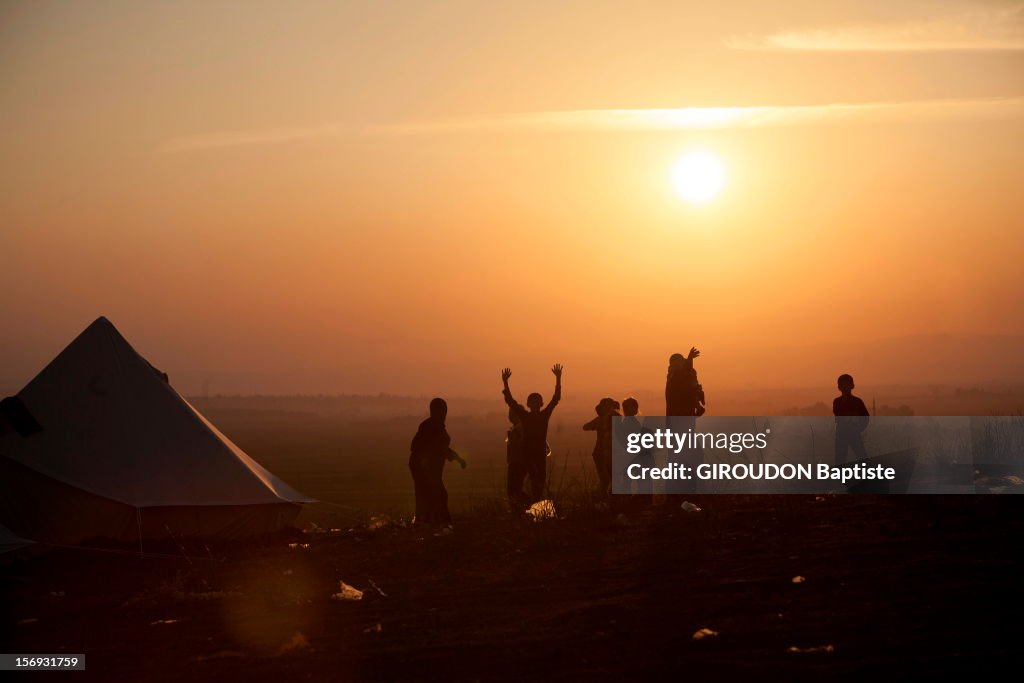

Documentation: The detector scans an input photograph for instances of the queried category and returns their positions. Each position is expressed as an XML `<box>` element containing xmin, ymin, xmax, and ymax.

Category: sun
<box><xmin>670</xmin><ymin>150</ymin><xmax>726</xmax><ymax>204</ymax></box>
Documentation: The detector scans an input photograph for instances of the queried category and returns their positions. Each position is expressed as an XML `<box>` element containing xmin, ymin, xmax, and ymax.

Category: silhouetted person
<box><xmin>506</xmin><ymin>407</ymin><xmax>528</xmax><ymax>505</ymax></box>
<box><xmin>501</xmin><ymin>364</ymin><xmax>562</xmax><ymax>502</ymax></box>
<box><xmin>583</xmin><ymin>397</ymin><xmax>620</xmax><ymax>496</ymax></box>
<box><xmin>619</xmin><ymin>397</ymin><xmax>654</xmax><ymax>504</ymax></box>
<box><xmin>833</xmin><ymin>374</ymin><xmax>869</xmax><ymax>464</ymax></box>
<box><xmin>665</xmin><ymin>347</ymin><xmax>705</xmax><ymax>417</ymax></box>
<box><xmin>409</xmin><ymin>398</ymin><xmax>466</xmax><ymax>526</ymax></box>
<box><xmin>665</xmin><ymin>347</ymin><xmax>705</xmax><ymax>494</ymax></box>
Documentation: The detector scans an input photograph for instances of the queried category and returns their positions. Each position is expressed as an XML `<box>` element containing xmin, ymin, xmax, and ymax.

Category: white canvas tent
<box><xmin>0</xmin><ymin>317</ymin><xmax>313</xmax><ymax>544</ymax></box>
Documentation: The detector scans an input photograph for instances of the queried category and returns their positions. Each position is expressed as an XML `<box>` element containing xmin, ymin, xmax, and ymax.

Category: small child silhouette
<box><xmin>833</xmin><ymin>374</ymin><xmax>869</xmax><ymax>464</ymax></box>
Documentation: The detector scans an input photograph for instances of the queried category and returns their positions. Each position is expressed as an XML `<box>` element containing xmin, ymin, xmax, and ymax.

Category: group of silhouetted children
<box><xmin>408</xmin><ymin>348</ymin><xmax>872</xmax><ymax>528</ymax></box>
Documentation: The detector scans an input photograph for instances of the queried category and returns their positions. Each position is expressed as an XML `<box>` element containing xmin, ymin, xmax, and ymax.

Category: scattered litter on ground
<box><xmin>17</xmin><ymin>618</ymin><xmax>39</xmax><ymax>625</ymax></box>
<box><xmin>787</xmin><ymin>644</ymin><xmax>834</xmax><ymax>654</ymax></box>
<box><xmin>367</xmin><ymin>515</ymin><xmax>393</xmax><ymax>531</ymax></box>
<box><xmin>149</xmin><ymin>618</ymin><xmax>180</xmax><ymax>625</ymax></box>
<box><xmin>680</xmin><ymin>501</ymin><xmax>702</xmax><ymax>512</ymax></box>
<box><xmin>792</xmin><ymin>575</ymin><xmax>806</xmax><ymax>584</ymax></box>
<box><xmin>363</xmin><ymin>623</ymin><xmax>383</xmax><ymax>634</ymax></box>
<box><xmin>367</xmin><ymin>579</ymin><xmax>388</xmax><ymax>597</ymax></box>
<box><xmin>692</xmin><ymin>627</ymin><xmax>719</xmax><ymax>641</ymax></box>
<box><xmin>288</xmin><ymin>543</ymin><xmax>310</xmax><ymax>550</ymax></box>
<box><xmin>527</xmin><ymin>499</ymin><xmax>558</xmax><ymax>521</ymax></box>
<box><xmin>186</xmin><ymin>591</ymin><xmax>237</xmax><ymax>601</ymax></box>
<box><xmin>975</xmin><ymin>474</ymin><xmax>1024</xmax><ymax>493</ymax></box>
<box><xmin>331</xmin><ymin>580</ymin><xmax>364</xmax><ymax>602</ymax></box>
<box><xmin>814</xmin><ymin>496</ymin><xmax>826</xmax><ymax>502</ymax></box>
<box><xmin>278</xmin><ymin>631</ymin><xmax>310</xmax><ymax>655</ymax></box>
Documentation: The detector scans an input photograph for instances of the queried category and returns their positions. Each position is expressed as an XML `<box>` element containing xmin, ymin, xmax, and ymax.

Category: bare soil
<box><xmin>3</xmin><ymin>494</ymin><xmax>1022</xmax><ymax>681</ymax></box>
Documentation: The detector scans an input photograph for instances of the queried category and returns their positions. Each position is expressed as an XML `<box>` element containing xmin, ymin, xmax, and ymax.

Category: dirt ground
<box><xmin>3</xmin><ymin>494</ymin><xmax>1022</xmax><ymax>681</ymax></box>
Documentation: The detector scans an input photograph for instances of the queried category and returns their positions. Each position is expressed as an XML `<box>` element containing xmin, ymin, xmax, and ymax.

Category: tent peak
<box><xmin>90</xmin><ymin>315</ymin><xmax>115</xmax><ymax>329</ymax></box>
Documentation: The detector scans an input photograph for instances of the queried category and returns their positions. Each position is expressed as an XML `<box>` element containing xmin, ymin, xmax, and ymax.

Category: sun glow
<box><xmin>671</xmin><ymin>150</ymin><xmax>727</xmax><ymax>204</ymax></box>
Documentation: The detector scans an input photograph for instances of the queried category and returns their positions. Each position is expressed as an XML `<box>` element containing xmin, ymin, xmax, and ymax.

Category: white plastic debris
<box><xmin>787</xmin><ymin>644</ymin><xmax>834</xmax><ymax>654</ymax></box>
<box><xmin>692</xmin><ymin>627</ymin><xmax>719</xmax><ymax>641</ymax></box>
<box><xmin>288</xmin><ymin>542</ymin><xmax>310</xmax><ymax>550</ymax></box>
<box><xmin>367</xmin><ymin>516</ymin><xmax>391</xmax><ymax>531</ymax></box>
<box><xmin>526</xmin><ymin>499</ymin><xmax>558</xmax><ymax>521</ymax></box>
<box><xmin>680</xmin><ymin>501</ymin><xmax>702</xmax><ymax>512</ymax></box>
<box><xmin>792</xmin><ymin>575</ymin><xmax>806</xmax><ymax>584</ymax></box>
<box><xmin>150</xmin><ymin>619</ymin><xmax>179</xmax><ymax>626</ymax></box>
<box><xmin>331</xmin><ymin>581</ymin><xmax>364</xmax><ymax>602</ymax></box>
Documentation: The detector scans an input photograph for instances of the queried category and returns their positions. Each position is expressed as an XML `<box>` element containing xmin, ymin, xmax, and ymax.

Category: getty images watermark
<box><xmin>611</xmin><ymin>416</ymin><xmax>1024</xmax><ymax>494</ymax></box>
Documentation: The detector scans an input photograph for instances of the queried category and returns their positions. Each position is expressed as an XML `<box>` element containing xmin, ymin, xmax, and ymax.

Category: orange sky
<box><xmin>2</xmin><ymin>1</ymin><xmax>1023</xmax><ymax>396</ymax></box>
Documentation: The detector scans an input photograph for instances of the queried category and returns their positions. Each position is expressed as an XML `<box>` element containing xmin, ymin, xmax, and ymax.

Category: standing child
<box><xmin>833</xmin><ymin>373</ymin><xmax>870</xmax><ymax>464</ymax></box>
<box><xmin>409</xmin><ymin>398</ymin><xmax>467</xmax><ymax>527</ymax></box>
<box><xmin>620</xmin><ymin>397</ymin><xmax>654</xmax><ymax>504</ymax></box>
<box><xmin>583</xmin><ymin>398</ymin><xmax>620</xmax><ymax>496</ymax></box>
<box><xmin>665</xmin><ymin>347</ymin><xmax>705</xmax><ymax>418</ymax></box>
<box><xmin>501</xmin><ymin>364</ymin><xmax>563</xmax><ymax>502</ymax></box>
<box><xmin>665</xmin><ymin>348</ymin><xmax>705</xmax><ymax>494</ymax></box>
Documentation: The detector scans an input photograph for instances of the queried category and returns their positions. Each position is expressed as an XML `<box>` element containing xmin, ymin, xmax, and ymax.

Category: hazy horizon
<box><xmin>3</xmin><ymin>316</ymin><xmax>1024</xmax><ymax>398</ymax></box>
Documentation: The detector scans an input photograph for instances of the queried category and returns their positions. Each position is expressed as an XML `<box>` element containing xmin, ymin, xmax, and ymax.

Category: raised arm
<box><xmin>501</xmin><ymin>368</ymin><xmax>526</xmax><ymax>415</ymax></box>
<box><xmin>501</xmin><ymin>367</ymin><xmax>514</xmax><ymax>404</ymax></box>
<box><xmin>583</xmin><ymin>416</ymin><xmax>600</xmax><ymax>431</ymax></box>
<box><xmin>545</xmin><ymin>363</ymin><xmax>563</xmax><ymax>414</ymax></box>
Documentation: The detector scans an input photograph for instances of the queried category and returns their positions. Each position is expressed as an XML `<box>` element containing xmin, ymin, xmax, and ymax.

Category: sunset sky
<box><xmin>2</xmin><ymin>0</ymin><xmax>1023</xmax><ymax>397</ymax></box>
